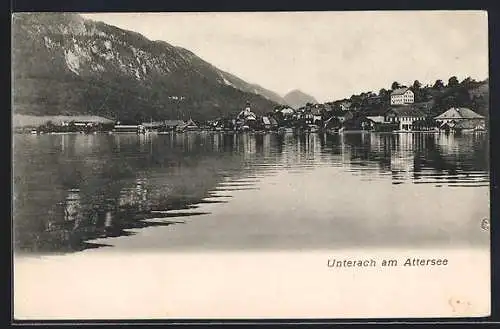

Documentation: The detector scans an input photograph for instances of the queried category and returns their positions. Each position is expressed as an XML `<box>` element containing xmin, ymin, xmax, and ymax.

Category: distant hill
<box><xmin>11</xmin><ymin>13</ymin><xmax>283</xmax><ymax>122</ymax></box>
<box><xmin>218</xmin><ymin>71</ymin><xmax>287</xmax><ymax>105</ymax></box>
<box><xmin>283</xmin><ymin>90</ymin><xmax>318</xmax><ymax>109</ymax></box>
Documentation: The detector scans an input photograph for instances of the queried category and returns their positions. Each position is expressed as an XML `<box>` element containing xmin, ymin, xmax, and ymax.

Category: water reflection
<box><xmin>13</xmin><ymin>131</ymin><xmax>489</xmax><ymax>253</ymax></box>
<box><xmin>315</xmin><ymin>132</ymin><xmax>489</xmax><ymax>187</ymax></box>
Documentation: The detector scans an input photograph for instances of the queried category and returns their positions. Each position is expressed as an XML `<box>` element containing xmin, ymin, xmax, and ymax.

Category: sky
<box><xmin>81</xmin><ymin>11</ymin><xmax>488</xmax><ymax>103</ymax></box>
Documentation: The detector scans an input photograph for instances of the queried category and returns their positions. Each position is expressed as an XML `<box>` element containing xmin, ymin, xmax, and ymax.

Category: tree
<box><xmin>433</xmin><ymin>79</ymin><xmax>445</xmax><ymax>89</ymax></box>
<box><xmin>432</xmin><ymin>86</ymin><xmax>472</xmax><ymax>114</ymax></box>
<box><xmin>471</xmin><ymin>94</ymin><xmax>489</xmax><ymax>118</ymax></box>
<box><xmin>391</xmin><ymin>81</ymin><xmax>401</xmax><ymax>90</ymax></box>
<box><xmin>411</xmin><ymin>80</ymin><xmax>423</xmax><ymax>102</ymax></box>
<box><xmin>460</xmin><ymin>76</ymin><xmax>477</xmax><ymax>89</ymax></box>
<box><xmin>378</xmin><ymin>88</ymin><xmax>388</xmax><ymax>97</ymax></box>
<box><xmin>448</xmin><ymin>76</ymin><xmax>459</xmax><ymax>88</ymax></box>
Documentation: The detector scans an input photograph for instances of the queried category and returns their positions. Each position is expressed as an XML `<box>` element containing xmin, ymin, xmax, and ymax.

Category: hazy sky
<box><xmin>81</xmin><ymin>11</ymin><xmax>488</xmax><ymax>103</ymax></box>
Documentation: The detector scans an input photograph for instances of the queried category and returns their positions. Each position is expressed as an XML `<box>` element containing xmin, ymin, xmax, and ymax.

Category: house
<box><xmin>215</xmin><ymin>117</ymin><xmax>235</xmax><ymax>131</ymax></box>
<box><xmin>311</xmin><ymin>107</ymin><xmax>323</xmax><ymax>124</ymax></box>
<box><xmin>268</xmin><ymin>117</ymin><xmax>279</xmax><ymax>129</ymax></box>
<box><xmin>162</xmin><ymin>120</ymin><xmax>185</xmax><ymax>131</ymax></box>
<box><xmin>364</xmin><ymin>109</ymin><xmax>386</xmax><ymax>124</ymax></box>
<box><xmin>261</xmin><ymin>116</ymin><xmax>272</xmax><ymax>130</ymax></box>
<box><xmin>113</xmin><ymin>124</ymin><xmax>145</xmax><ymax>133</ymax></box>
<box><xmin>366</xmin><ymin>95</ymin><xmax>383</xmax><ymax>106</ymax></box>
<box><xmin>334</xmin><ymin>110</ymin><xmax>354</xmax><ymax>123</ymax></box>
<box><xmin>141</xmin><ymin>121</ymin><xmax>165</xmax><ymax>131</ymax></box>
<box><xmin>244</xmin><ymin>112</ymin><xmax>257</xmax><ymax>122</ymax></box>
<box><xmin>302</xmin><ymin>110</ymin><xmax>314</xmax><ymax>125</ymax></box>
<box><xmin>342</xmin><ymin>115</ymin><xmax>374</xmax><ymax>131</ymax></box>
<box><xmin>390</xmin><ymin>88</ymin><xmax>414</xmax><ymax>105</ymax></box>
<box><xmin>340</xmin><ymin>100</ymin><xmax>352</xmax><ymax>111</ymax></box>
<box><xmin>238</xmin><ymin>102</ymin><xmax>257</xmax><ymax>119</ymax></box>
<box><xmin>366</xmin><ymin>115</ymin><xmax>385</xmax><ymax>124</ymax></box>
<box><xmin>73</xmin><ymin>121</ymin><xmax>96</xmax><ymax>128</ymax></box>
<box><xmin>238</xmin><ymin>103</ymin><xmax>257</xmax><ymax>120</ymax></box>
<box><xmin>323</xmin><ymin>116</ymin><xmax>342</xmax><ymax>131</ymax></box>
<box><xmin>384</xmin><ymin>106</ymin><xmax>426</xmax><ymax>131</ymax></box>
<box><xmin>176</xmin><ymin>119</ymin><xmax>198</xmax><ymax>132</ymax></box>
<box><xmin>280</xmin><ymin>107</ymin><xmax>295</xmax><ymax>116</ymax></box>
<box><xmin>236</xmin><ymin>104</ymin><xmax>258</xmax><ymax>130</ymax></box>
<box><xmin>434</xmin><ymin>107</ymin><xmax>485</xmax><ymax>125</ymax></box>
<box><xmin>207</xmin><ymin>119</ymin><xmax>221</xmax><ymax>130</ymax></box>
<box><xmin>292</xmin><ymin>111</ymin><xmax>300</xmax><ymax>119</ymax></box>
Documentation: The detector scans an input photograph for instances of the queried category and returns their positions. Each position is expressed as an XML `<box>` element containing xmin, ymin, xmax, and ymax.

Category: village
<box><xmin>19</xmin><ymin>83</ymin><xmax>487</xmax><ymax>136</ymax></box>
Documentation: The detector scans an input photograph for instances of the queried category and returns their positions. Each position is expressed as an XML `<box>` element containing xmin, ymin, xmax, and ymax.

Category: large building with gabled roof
<box><xmin>384</xmin><ymin>105</ymin><xmax>426</xmax><ymax>131</ymax></box>
<box><xmin>390</xmin><ymin>87</ymin><xmax>414</xmax><ymax>105</ymax></box>
<box><xmin>434</xmin><ymin>107</ymin><xmax>484</xmax><ymax>123</ymax></box>
<box><xmin>434</xmin><ymin>107</ymin><xmax>485</xmax><ymax>131</ymax></box>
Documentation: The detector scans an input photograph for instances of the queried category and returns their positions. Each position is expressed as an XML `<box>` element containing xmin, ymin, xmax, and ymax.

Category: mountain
<box><xmin>283</xmin><ymin>90</ymin><xmax>318</xmax><ymax>109</ymax></box>
<box><xmin>11</xmin><ymin>13</ymin><xmax>284</xmax><ymax>122</ymax></box>
<box><xmin>217</xmin><ymin>71</ymin><xmax>287</xmax><ymax>105</ymax></box>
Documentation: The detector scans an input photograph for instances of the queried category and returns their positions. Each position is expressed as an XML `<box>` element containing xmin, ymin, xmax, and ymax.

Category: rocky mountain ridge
<box><xmin>12</xmin><ymin>13</ymin><xmax>286</xmax><ymax>122</ymax></box>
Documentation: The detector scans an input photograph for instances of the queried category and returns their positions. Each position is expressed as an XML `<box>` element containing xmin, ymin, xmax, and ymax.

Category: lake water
<box><xmin>12</xmin><ymin>132</ymin><xmax>490</xmax><ymax>254</ymax></box>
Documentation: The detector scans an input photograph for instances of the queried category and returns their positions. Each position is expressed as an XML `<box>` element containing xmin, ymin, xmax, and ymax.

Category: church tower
<box><xmin>245</xmin><ymin>101</ymin><xmax>251</xmax><ymax>114</ymax></box>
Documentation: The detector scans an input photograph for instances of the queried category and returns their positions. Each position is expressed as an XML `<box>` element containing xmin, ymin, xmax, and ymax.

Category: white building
<box><xmin>280</xmin><ymin>107</ymin><xmax>295</xmax><ymax>116</ymax></box>
<box><xmin>390</xmin><ymin>88</ymin><xmax>414</xmax><ymax>105</ymax></box>
<box><xmin>238</xmin><ymin>105</ymin><xmax>257</xmax><ymax>121</ymax></box>
<box><xmin>340</xmin><ymin>101</ymin><xmax>351</xmax><ymax>111</ymax></box>
<box><xmin>384</xmin><ymin>107</ymin><xmax>426</xmax><ymax>131</ymax></box>
<box><xmin>366</xmin><ymin>115</ymin><xmax>385</xmax><ymax>123</ymax></box>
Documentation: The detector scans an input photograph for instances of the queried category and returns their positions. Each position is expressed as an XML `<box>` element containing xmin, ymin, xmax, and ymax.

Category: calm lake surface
<box><xmin>12</xmin><ymin>132</ymin><xmax>490</xmax><ymax>254</ymax></box>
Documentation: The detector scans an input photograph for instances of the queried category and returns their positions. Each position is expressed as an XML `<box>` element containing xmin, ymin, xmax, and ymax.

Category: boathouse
<box><xmin>439</xmin><ymin>120</ymin><xmax>486</xmax><ymax>133</ymax></box>
<box><xmin>434</xmin><ymin>107</ymin><xmax>485</xmax><ymax>126</ymax></box>
<box><xmin>176</xmin><ymin>119</ymin><xmax>199</xmax><ymax>132</ymax></box>
<box><xmin>141</xmin><ymin>121</ymin><xmax>165</xmax><ymax>131</ymax></box>
<box><xmin>113</xmin><ymin>124</ymin><xmax>145</xmax><ymax>133</ymax></box>
<box><xmin>162</xmin><ymin>120</ymin><xmax>186</xmax><ymax>131</ymax></box>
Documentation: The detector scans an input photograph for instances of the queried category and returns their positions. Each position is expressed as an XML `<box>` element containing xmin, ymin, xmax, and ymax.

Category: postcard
<box><xmin>12</xmin><ymin>10</ymin><xmax>490</xmax><ymax>320</ymax></box>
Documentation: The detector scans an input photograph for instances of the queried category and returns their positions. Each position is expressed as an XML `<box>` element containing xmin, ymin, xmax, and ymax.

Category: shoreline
<box><xmin>13</xmin><ymin>130</ymin><xmax>488</xmax><ymax>136</ymax></box>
